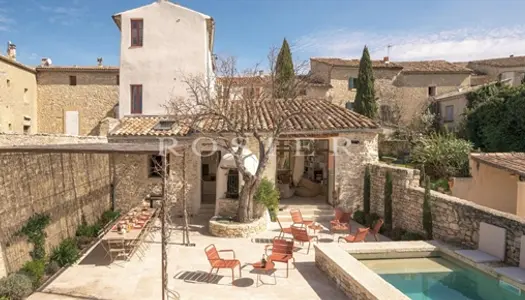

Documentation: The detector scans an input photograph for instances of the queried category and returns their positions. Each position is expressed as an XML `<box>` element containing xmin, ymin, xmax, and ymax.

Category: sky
<box><xmin>1</xmin><ymin>0</ymin><xmax>525</xmax><ymax>70</ymax></box>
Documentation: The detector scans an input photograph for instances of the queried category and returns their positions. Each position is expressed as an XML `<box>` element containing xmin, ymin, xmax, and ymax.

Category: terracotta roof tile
<box><xmin>110</xmin><ymin>99</ymin><xmax>379</xmax><ymax>136</ymax></box>
<box><xmin>397</xmin><ymin>60</ymin><xmax>471</xmax><ymax>74</ymax></box>
<box><xmin>311</xmin><ymin>57</ymin><xmax>402</xmax><ymax>69</ymax></box>
<box><xmin>469</xmin><ymin>56</ymin><xmax>525</xmax><ymax>68</ymax></box>
<box><xmin>471</xmin><ymin>153</ymin><xmax>525</xmax><ymax>176</ymax></box>
<box><xmin>36</xmin><ymin>66</ymin><xmax>119</xmax><ymax>72</ymax></box>
<box><xmin>217</xmin><ymin>75</ymin><xmax>331</xmax><ymax>87</ymax></box>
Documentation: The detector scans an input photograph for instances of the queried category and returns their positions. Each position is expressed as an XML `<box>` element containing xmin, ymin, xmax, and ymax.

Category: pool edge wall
<box><xmin>314</xmin><ymin>244</ymin><xmax>410</xmax><ymax>300</ymax></box>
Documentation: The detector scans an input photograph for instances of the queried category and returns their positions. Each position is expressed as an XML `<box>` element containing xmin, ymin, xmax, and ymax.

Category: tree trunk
<box><xmin>236</xmin><ymin>178</ymin><xmax>260</xmax><ymax>223</ymax></box>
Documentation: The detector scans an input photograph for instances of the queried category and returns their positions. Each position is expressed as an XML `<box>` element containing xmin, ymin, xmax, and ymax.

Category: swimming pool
<box><xmin>360</xmin><ymin>256</ymin><xmax>525</xmax><ymax>300</ymax></box>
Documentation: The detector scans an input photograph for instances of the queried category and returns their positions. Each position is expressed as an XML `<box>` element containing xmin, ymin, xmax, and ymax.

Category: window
<box><xmin>6</xmin><ymin>79</ymin><xmax>10</xmax><ymax>87</ymax></box>
<box><xmin>299</xmin><ymin>88</ymin><xmax>307</xmax><ymax>96</ymax></box>
<box><xmin>131</xmin><ymin>19</ymin><xmax>144</xmax><ymax>47</ymax></box>
<box><xmin>226</xmin><ymin>169</ymin><xmax>239</xmax><ymax>198</ymax></box>
<box><xmin>444</xmin><ymin>105</ymin><xmax>454</xmax><ymax>122</ymax></box>
<box><xmin>23</xmin><ymin>125</ymin><xmax>30</xmax><ymax>134</ymax></box>
<box><xmin>380</xmin><ymin>105</ymin><xmax>393</xmax><ymax>124</ymax></box>
<box><xmin>69</xmin><ymin>76</ymin><xmax>77</xmax><ymax>86</ymax></box>
<box><xmin>348</xmin><ymin>77</ymin><xmax>356</xmax><ymax>90</ymax></box>
<box><xmin>345</xmin><ymin>101</ymin><xmax>354</xmax><ymax>110</ymax></box>
<box><xmin>131</xmin><ymin>85</ymin><xmax>143</xmax><ymax>114</ymax></box>
<box><xmin>116</xmin><ymin>75</ymin><xmax>120</xmax><ymax>85</ymax></box>
<box><xmin>428</xmin><ymin>86</ymin><xmax>436</xmax><ymax>97</ymax></box>
<box><xmin>148</xmin><ymin>155</ymin><xmax>167</xmax><ymax>178</ymax></box>
<box><xmin>23</xmin><ymin>88</ymin><xmax>28</xmax><ymax>103</ymax></box>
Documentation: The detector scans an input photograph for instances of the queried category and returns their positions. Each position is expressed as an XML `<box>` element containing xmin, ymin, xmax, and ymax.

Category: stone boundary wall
<box><xmin>369</xmin><ymin>162</ymin><xmax>525</xmax><ymax>266</ymax></box>
<box><xmin>0</xmin><ymin>133</ymin><xmax>107</xmax><ymax>146</ymax></box>
<box><xmin>0</xmin><ymin>152</ymin><xmax>111</xmax><ymax>275</ymax></box>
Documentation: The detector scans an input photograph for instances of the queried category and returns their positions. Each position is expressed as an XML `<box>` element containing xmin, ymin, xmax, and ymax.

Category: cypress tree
<box><xmin>384</xmin><ymin>171</ymin><xmax>393</xmax><ymax>230</ymax></box>
<box><xmin>423</xmin><ymin>175</ymin><xmax>433</xmax><ymax>239</ymax></box>
<box><xmin>354</xmin><ymin>46</ymin><xmax>378</xmax><ymax>118</ymax></box>
<box><xmin>363</xmin><ymin>166</ymin><xmax>371</xmax><ymax>215</ymax></box>
<box><xmin>275</xmin><ymin>38</ymin><xmax>295</xmax><ymax>98</ymax></box>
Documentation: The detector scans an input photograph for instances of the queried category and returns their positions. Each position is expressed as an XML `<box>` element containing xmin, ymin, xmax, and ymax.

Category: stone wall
<box><xmin>0</xmin><ymin>133</ymin><xmax>107</xmax><ymax>146</ymax></box>
<box><xmin>369</xmin><ymin>162</ymin><xmax>525</xmax><ymax>266</ymax></box>
<box><xmin>378</xmin><ymin>139</ymin><xmax>410</xmax><ymax>158</ymax></box>
<box><xmin>334</xmin><ymin>132</ymin><xmax>379</xmax><ymax>211</ymax></box>
<box><xmin>112</xmin><ymin>154</ymin><xmax>162</xmax><ymax>213</ymax></box>
<box><xmin>36</xmin><ymin>70</ymin><xmax>119</xmax><ymax>135</ymax></box>
<box><xmin>0</xmin><ymin>57</ymin><xmax>37</xmax><ymax>134</ymax></box>
<box><xmin>0</xmin><ymin>152</ymin><xmax>111</xmax><ymax>275</ymax></box>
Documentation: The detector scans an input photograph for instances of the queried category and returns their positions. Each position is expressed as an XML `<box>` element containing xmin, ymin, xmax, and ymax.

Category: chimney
<box><xmin>258</xmin><ymin>70</ymin><xmax>264</xmax><ymax>77</ymax></box>
<box><xmin>97</xmin><ymin>57</ymin><xmax>103</xmax><ymax>67</ymax></box>
<box><xmin>383</xmin><ymin>56</ymin><xmax>389</xmax><ymax>64</ymax></box>
<box><xmin>6</xmin><ymin>41</ymin><xmax>16</xmax><ymax>60</ymax></box>
<box><xmin>40</xmin><ymin>58</ymin><xmax>52</xmax><ymax>67</ymax></box>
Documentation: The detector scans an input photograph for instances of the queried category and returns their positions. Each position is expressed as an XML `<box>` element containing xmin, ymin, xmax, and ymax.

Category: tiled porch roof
<box><xmin>109</xmin><ymin>99</ymin><xmax>379</xmax><ymax>137</ymax></box>
<box><xmin>471</xmin><ymin>153</ymin><xmax>525</xmax><ymax>177</ymax></box>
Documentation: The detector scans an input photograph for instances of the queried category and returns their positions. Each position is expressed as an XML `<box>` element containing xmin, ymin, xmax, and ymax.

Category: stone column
<box><xmin>334</xmin><ymin>132</ymin><xmax>378</xmax><ymax>211</ymax></box>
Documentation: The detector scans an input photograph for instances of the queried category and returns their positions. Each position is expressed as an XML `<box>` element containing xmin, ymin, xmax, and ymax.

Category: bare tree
<box><xmin>166</xmin><ymin>48</ymin><xmax>318</xmax><ymax>223</ymax></box>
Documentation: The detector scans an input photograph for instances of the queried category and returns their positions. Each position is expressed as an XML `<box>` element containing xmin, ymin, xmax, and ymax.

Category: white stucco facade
<box><xmin>114</xmin><ymin>0</ymin><xmax>214</xmax><ymax>117</ymax></box>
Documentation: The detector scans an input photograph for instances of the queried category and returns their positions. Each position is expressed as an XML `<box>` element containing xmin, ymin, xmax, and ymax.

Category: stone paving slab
<box><xmin>30</xmin><ymin>218</ymin><xmax>390</xmax><ymax>300</ymax></box>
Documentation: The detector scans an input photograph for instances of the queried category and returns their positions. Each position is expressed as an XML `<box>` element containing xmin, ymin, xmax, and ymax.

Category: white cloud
<box><xmin>293</xmin><ymin>26</ymin><xmax>525</xmax><ymax>62</ymax></box>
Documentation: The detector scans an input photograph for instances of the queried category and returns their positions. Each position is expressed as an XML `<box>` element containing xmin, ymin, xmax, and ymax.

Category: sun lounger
<box><xmin>455</xmin><ymin>222</ymin><xmax>506</xmax><ymax>263</ymax></box>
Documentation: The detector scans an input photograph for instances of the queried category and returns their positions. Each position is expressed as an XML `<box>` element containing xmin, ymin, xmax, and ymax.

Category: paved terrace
<box><xmin>29</xmin><ymin>216</ymin><xmax>389</xmax><ymax>300</ymax></box>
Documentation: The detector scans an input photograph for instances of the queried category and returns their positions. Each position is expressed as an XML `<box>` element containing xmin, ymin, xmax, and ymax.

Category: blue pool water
<box><xmin>363</xmin><ymin>257</ymin><xmax>525</xmax><ymax>300</ymax></box>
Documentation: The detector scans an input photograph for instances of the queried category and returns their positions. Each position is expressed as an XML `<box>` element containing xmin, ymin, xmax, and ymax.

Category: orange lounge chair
<box><xmin>338</xmin><ymin>227</ymin><xmax>369</xmax><ymax>243</ymax></box>
<box><xmin>204</xmin><ymin>244</ymin><xmax>241</xmax><ymax>283</ymax></box>
<box><xmin>291</xmin><ymin>226</ymin><xmax>318</xmax><ymax>254</ymax></box>
<box><xmin>370</xmin><ymin>219</ymin><xmax>384</xmax><ymax>241</ymax></box>
<box><xmin>265</xmin><ymin>237</ymin><xmax>295</xmax><ymax>277</ymax></box>
<box><xmin>330</xmin><ymin>208</ymin><xmax>352</xmax><ymax>234</ymax></box>
<box><xmin>290</xmin><ymin>208</ymin><xmax>314</xmax><ymax>226</ymax></box>
<box><xmin>277</xmin><ymin>218</ymin><xmax>293</xmax><ymax>238</ymax></box>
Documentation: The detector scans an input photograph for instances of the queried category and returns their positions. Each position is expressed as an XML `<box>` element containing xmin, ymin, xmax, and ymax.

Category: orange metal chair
<box><xmin>204</xmin><ymin>244</ymin><xmax>241</xmax><ymax>283</ymax></box>
<box><xmin>290</xmin><ymin>208</ymin><xmax>314</xmax><ymax>226</ymax></box>
<box><xmin>277</xmin><ymin>218</ymin><xmax>293</xmax><ymax>238</ymax></box>
<box><xmin>330</xmin><ymin>208</ymin><xmax>352</xmax><ymax>234</ymax></box>
<box><xmin>338</xmin><ymin>227</ymin><xmax>370</xmax><ymax>243</ymax></box>
<box><xmin>265</xmin><ymin>237</ymin><xmax>295</xmax><ymax>277</ymax></box>
<box><xmin>291</xmin><ymin>226</ymin><xmax>318</xmax><ymax>254</ymax></box>
<box><xmin>370</xmin><ymin>219</ymin><xmax>384</xmax><ymax>241</ymax></box>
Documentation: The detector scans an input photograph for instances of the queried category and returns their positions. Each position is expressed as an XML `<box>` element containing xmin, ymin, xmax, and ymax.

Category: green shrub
<box><xmin>254</xmin><ymin>178</ymin><xmax>280</xmax><ymax>221</ymax></box>
<box><xmin>20</xmin><ymin>259</ymin><xmax>46</xmax><ymax>287</ymax></box>
<box><xmin>423</xmin><ymin>176</ymin><xmax>433</xmax><ymax>239</ymax></box>
<box><xmin>45</xmin><ymin>261</ymin><xmax>61</xmax><ymax>275</ymax></box>
<box><xmin>50</xmin><ymin>238</ymin><xmax>79</xmax><ymax>267</ymax></box>
<box><xmin>411</xmin><ymin>132</ymin><xmax>472</xmax><ymax>179</ymax></box>
<box><xmin>100</xmin><ymin>210</ymin><xmax>120</xmax><ymax>225</ymax></box>
<box><xmin>365</xmin><ymin>212</ymin><xmax>381</xmax><ymax>228</ymax></box>
<box><xmin>430</xmin><ymin>178</ymin><xmax>450</xmax><ymax>192</ymax></box>
<box><xmin>384</xmin><ymin>171</ymin><xmax>393</xmax><ymax>230</ymax></box>
<box><xmin>19</xmin><ymin>213</ymin><xmax>51</xmax><ymax>260</ymax></box>
<box><xmin>390</xmin><ymin>227</ymin><xmax>406</xmax><ymax>241</ymax></box>
<box><xmin>76</xmin><ymin>223</ymin><xmax>102</xmax><ymax>238</ymax></box>
<box><xmin>0</xmin><ymin>273</ymin><xmax>33</xmax><ymax>300</ymax></box>
<box><xmin>353</xmin><ymin>210</ymin><xmax>366</xmax><ymax>225</ymax></box>
<box><xmin>401</xmin><ymin>231</ymin><xmax>427</xmax><ymax>241</ymax></box>
<box><xmin>363</xmin><ymin>166</ymin><xmax>371</xmax><ymax>215</ymax></box>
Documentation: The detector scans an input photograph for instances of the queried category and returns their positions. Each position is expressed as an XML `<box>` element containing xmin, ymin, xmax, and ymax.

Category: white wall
<box><xmin>118</xmin><ymin>1</ymin><xmax>212</xmax><ymax>117</ymax></box>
